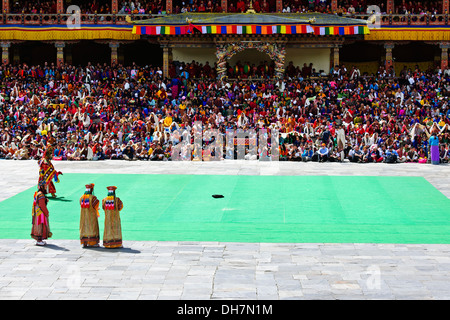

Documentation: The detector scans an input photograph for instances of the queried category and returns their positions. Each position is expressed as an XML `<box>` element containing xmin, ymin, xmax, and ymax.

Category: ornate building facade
<box><xmin>0</xmin><ymin>0</ymin><xmax>449</xmax><ymax>77</ymax></box>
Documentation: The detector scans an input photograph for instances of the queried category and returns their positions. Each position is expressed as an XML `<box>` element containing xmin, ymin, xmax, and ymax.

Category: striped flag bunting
<box><xmin>132</xmin><ymin>24</ymin><xmax>369</xmax><ymax>36</ymax></box>
<box><xmin>313</xmin><ymin>25</ymin><xmax>369</xmax><ymax>35</ymax></box>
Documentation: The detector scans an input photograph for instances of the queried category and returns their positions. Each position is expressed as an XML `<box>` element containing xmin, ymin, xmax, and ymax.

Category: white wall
<box><xmin>172</xmin><ymin>48</ymin><xmax>216</xmax><ymax>65</ymax></box>
<box><xmin>285</xmin><ymin>48</ymin><xmax>331</xmax><ymax>74</ymax></box>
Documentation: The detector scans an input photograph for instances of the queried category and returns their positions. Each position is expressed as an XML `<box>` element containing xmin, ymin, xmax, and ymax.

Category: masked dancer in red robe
<box><xmin>38</xmin><ymin>137</ymin><xmax>62</xmax><ymax>198</ymax></box>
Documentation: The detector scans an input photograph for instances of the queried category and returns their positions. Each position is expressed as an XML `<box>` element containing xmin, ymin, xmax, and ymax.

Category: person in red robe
<box><xmin>31</xmin><ymin>184</ymin><xmax>52</xmax><ymax>246</ymax></box>
<box><xmin>38</xmin><ymin>138</ymin><xmax>62</xmax><ymax>198</ymax></box>
<box><xmin>237</xmin><ymin>0</ymin><xmax>246</xmax><ymax>12</ymax></box>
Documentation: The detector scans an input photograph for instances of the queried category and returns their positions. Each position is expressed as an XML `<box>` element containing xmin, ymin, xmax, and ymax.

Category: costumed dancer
<box><xmin>79</xmin><ymin>183</ymin><xmax>100</xmax><ymax>247</ymax></box>
<box><xmin>31</xmin><ymin>182</ymin><xmax>52</xmax><ymax>246</ymax></box>
<box><xmin>429</xmin><ymin>132</ymin><xmax>440</xmax><ymax>165</ymax></box>
<box><xmin>38</xmin><ymin>137</ymin><xmax>62</xmax><ymax>197</ymax></box>
<box><xmin>102</xmin><ymin>186</ymin><xmax>124</xmax><ymax>249</ymax></box>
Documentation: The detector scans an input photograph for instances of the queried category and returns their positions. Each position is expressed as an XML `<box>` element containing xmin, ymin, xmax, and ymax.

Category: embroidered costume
<box><xmin>79</xmin><ymin>183</ymin><xmax>100</xmax><ymax>247</ymax></box>
<box><xmin>102</xmin><ymin>186</ymin><xmax>124</xmax><ymax>249</ymax></box>
<box><xmin>31</xmin><ymin>186</ymin><xmax>52</xmax><ymax>246</ymax></box>
<box><xmin>38</xmin><ymin>139</ymin><xmax>62</xmax><ymax>197</ymax></box>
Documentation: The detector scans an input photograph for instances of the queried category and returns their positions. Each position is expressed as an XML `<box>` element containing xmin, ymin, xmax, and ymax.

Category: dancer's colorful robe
<box><xmin>38</xmin><ymin>158</ymin><xmax>61</xmax><ymax>195</ymax></box>
<box><xmin>79</xmin><ymin>185</ymin><xmax>100</xmax><ymax>246</ymax></box>
<box><xmin>102</xmin><ymin>187</ymin><xmax>124</xmax><ymax>248</ymax></box>
<box><xmin>31</xmin><ymin>190</ymin><xmax>52</xmax><ymax>241</ymax></box>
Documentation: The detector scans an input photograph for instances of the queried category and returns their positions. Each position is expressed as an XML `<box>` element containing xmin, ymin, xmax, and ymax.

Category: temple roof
<box><xmin>132</xmin><ymin>12</ymin><xmax>369</xmax><ymax>27</ymax></box>
<box><xmin>131</xmin><ymin>13</ymin><xmax>369</xmax><ymax>36</ymax></box>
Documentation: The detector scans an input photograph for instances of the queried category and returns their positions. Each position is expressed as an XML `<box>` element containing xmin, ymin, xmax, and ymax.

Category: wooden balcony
<box><xmin>348</xmin><ymin>13</ymin><xmax>449</xmax><ymax>26</ymax></box>
<box><xmin>0</xmin><ymin>12</ymin><xmax>448</xmax><ymax>26</ymax></box>
<box><xmin>0</xmin><ymin>13</ymin><xmax>160</xmax><ymax>25</ymax></box>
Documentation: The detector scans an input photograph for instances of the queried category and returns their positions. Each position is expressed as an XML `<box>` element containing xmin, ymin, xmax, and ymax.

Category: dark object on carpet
<box><xmin>212</xmin><ymin>194</ymin><xmax>224</xmax><ymax>198</ymax></box>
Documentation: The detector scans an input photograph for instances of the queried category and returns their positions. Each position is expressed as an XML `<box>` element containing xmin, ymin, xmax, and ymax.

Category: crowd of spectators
<box><xmin>10</xmin><ymin>0</ymin><xmax>57</xmax><ymax>14</ymax></box>
<box><xmin>11</xmin><ymin>0</ymin><xmax>112</xmax><ymax>14</ymax></box>
<box><xmin>9</xmin><ymin>0</ymin><xmax>166</xmax><ymax>15</ymax></box>
<box><xmin>395</xmin><ymin>0</ymin><xmax>443</xmax><ymax>15</ymax></box>
<box><xmin>0</xmin><ymin>59</ymin><xmax>449</xmax><ymax>164</ymax></box>
<box><xmin>118</xmin><ymin>0</ymin><xmax>166</xmax><ymax>14</ymax></box>
<box><xmin>74</xmin><ymin>0</ymin><xmax>112</xmax><ymax>14</ymax></box>
<box><xmin>228</xmin><ymin>0</ymin><xmax>276</xmax><ymax>12</ymax></box>
<box><xmin>172</xmin><ymin>0</ymin><xmax>224</xmax><ymax>13</ymax></box>
<box><xmin>279</xmin><ymin>0</ymin><xmax>381</xmax><ymax>14</ymax></box>
<box><xmin>279</xmin><ymin>0</ymin><xmax>445</xmax><ymax>15</ymax></box>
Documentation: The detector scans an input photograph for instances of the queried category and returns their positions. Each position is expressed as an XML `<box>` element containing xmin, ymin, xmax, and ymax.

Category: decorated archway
<box><xmin>216</xmin><ymin>41</ymin><xmax>286</xmax><ymax>80</ymax></box>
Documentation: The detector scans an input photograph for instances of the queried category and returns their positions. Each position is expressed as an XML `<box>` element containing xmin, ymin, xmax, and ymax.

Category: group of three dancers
<box><xmin>31</xmin><ymin>138</ymin><xmax>124</xmax><ymax>248</ymax></box>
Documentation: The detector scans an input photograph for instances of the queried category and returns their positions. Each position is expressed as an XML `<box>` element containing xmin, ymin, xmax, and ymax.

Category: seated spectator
<box><xmin>440</xmin><ymin>144</ymin><xmax>449</xmax><ymax>163</ymax></box>
<box><xmin>348</xmin><ymin>145</ymin><xmax>364</xmax><ymax>163</ymax></box>
<box><xmin>384</xmin><ymin>145</ymin><xmax>398</xmax><ymax>163</ymax></box>
<box><xmin>329</xmin><ymin>148</ymin><xmax>343</xmax><ymax>162</ymax></box>
<box><xmin>301</xmin><ymin>146</ymin><xmax>313</xmax><ymax>162</ymax></box>
<box><xmin>123</xmin><ymin>142</ymin><xmax>135</xmax><ymax>161</ymax></box>
<box><xmin>150</xmin><ymin>143</ymin><xmax>165</xmax><ymax>161</ymax></box>
<box><xmin>317</xmin><ymin>143</ymin><xmax>329</xmax><ymax>162</ymax></box>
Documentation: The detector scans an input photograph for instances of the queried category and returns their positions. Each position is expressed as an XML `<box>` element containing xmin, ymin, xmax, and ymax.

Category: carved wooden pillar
<box><xmin>331</xmin><ymin>0</ymin><xmax>337</xmax><ymax>12</ymax></box>
<box><xmin>440</xmin><ymin>43</ymin><xmax>450</xmax><ymax>71</ymax></box>
<box><xmin>110</xmin><ymin>42</ymin><xmax>119</xmax><ymax>65</ymax></box>
<box><xmin>162</xmin><ymin>45</ymin><xmax>172</xmax><ymax>78</ymax></box>
<box><xmin>384</xmin><ymin>42</ymin><xmax>394</xmax><ymax>70</ymax></box>
<box><xmin>386</xmin><ymin>0</ymin><xmax>394</xmax><ymax>13</ymax></box>
<box><xmin>55</xmin><ymin>41</ymin><xmax>65</xmax><ymax>67</ymax></box>
<box><xmin>276</xmin><ymin>0</ymin><xmax>282</xmax><ymax>12</ymax></box>
<box><xmin>111</xmin><ymin>0</ymin><xmax>118</xmax><ymax>14</ymax></box>
<box><xmin>2</xmin><ymin>0</ymin><xmax>9</xmax><ymax>13</ymax></box>
<box><xmin>444</xmin><ymin>0</ymin><xmax>449</xmax><ymax>14</ymax></box>
<box><xmin>332</xmin><ymin>45</ymin><xmax>340</xmax><ymax>68</ymax></box>
<box><xmin>1</xmin><ymin>41</ymin><xmax>10</xmax><ymax>64</ymax></box>
<box><xmin>166</xmin><ymin>0</ymin><xmax>172</xmax><ymax>14</ymax></box>
<box><xmin>57</xmin><ymin>0</ymin><xmax>64</xmax><ymax>13</ymax></box>
<box><xmin>221</xmin><ymin>0</ymin><xmax>227</xmax><ymax>12</ymax></box>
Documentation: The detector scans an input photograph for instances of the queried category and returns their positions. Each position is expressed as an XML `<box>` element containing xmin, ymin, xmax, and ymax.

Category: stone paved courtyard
<box><xmin>1</xmin><ymin>160</ymin><xmax>450</xmax><ymax>300</ymax></box>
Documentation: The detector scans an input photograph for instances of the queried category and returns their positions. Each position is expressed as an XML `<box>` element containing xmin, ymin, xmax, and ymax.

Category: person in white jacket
<box><xmin>336</xmin><ymin>125</ymin><xmax>346</xmax><ymax>150</ymax></box>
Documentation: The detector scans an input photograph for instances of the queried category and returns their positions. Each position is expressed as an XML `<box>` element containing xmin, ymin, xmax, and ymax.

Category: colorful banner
<box><xmin>133</xmin><ymin>24</ymin><xmax>369</xmax><ymax>36</ymax></box>
<box><xmin>313</xmin><ymin>25</ymin><xmax>369</xmax><ymax>36</ymax></box>
<box><xmin>133</xmin><ymin>24</ymin><xmax>324</xmax><ymax>36</ymax></box>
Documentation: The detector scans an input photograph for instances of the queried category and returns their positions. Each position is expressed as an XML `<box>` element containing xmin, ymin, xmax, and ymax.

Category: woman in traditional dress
<box><xmin>31</xmin><ymin>183</ymin><xmax>52</xmax><ymax>246</ymax></box>
<box><xmin>79</xmin><ymin>183</ymin><xmax>100</xmax><ymax>247</ymax></box>
<box><xmin>102</xmin><ymin>186</ymin><xmax>124</xmax><ymax>249</ymax></box>
<box><xmin>429</xmin><ymin>132</ymin><xmax>440</xmax><ymax>165</ymax></box>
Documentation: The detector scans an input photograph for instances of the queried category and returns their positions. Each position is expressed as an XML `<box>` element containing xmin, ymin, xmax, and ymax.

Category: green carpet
<box><xmin>1</xmin><ymin>174</ymin><xmax>450</xmax><ymax>244</ymax></box>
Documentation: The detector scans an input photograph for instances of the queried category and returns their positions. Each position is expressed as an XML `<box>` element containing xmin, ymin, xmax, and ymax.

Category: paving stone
<box><xmin>2</xmin><ymin>161</ymin><xmax>450</xmax><ymax>299</ymax></box>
